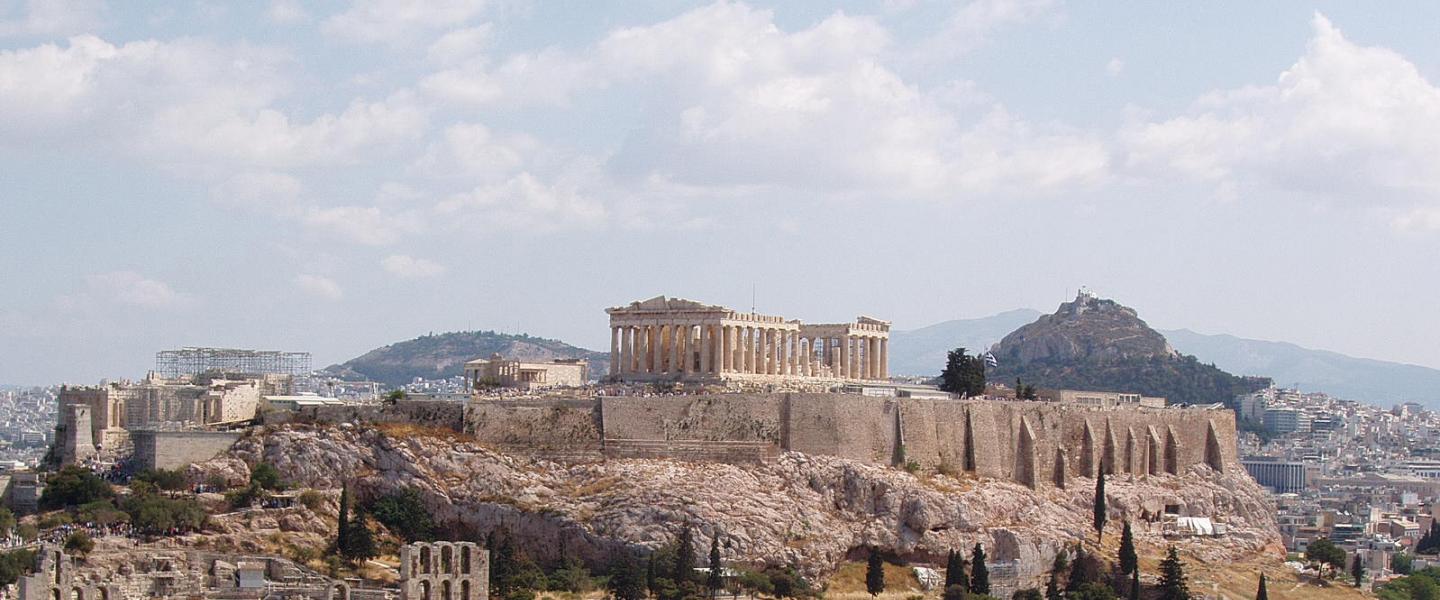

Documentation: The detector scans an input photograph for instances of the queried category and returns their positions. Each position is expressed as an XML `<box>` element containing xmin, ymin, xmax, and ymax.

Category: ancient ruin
<box><xmin>464</xmin><ymin>354</ymin><xmax>587</xmax><ymax>390</ymax></box>
<box><xmin>606</xmin><ymin>296</ymin><xmax>890</xmax><ymax>384</ymax></box>
<box><xmin>400</xmin><ymin>541</ymin><xmax>489</xmax><ymax>600</ymax></box>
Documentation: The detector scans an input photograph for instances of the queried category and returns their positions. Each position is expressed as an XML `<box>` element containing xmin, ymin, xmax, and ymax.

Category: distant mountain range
<box><xmin>893</xmin><ymin>309</ymin><xmax>1440</xmax><ymax>406</ymax></box>
<box><xmin>323</xmin><ymin>330</ymin><xmax>608</xmax><ymax>386</ymax></box>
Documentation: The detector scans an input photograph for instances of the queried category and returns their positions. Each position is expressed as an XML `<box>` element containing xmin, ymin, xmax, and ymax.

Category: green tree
<box><xmin>1118</xmin><ymin>521</ymin><xmax>1137</xmax><ymax>576</ymax></box>
<box><xmin>1066</xmin><ymin>547</ymin><xmax>1103</xmax><ymax>593</ymax></box>
<box><xmin>674</xmin><ymin>522</ymin><xmax>697</xmax><ymax>585</ymax></box>
<box><xmin>0</xmin><ymin>507</ymin><xmax>16</xmax><ymax>534</ymax></box>
<box><xmin>0</xmin><ymin>548</ymin><xmax>36</xmax><ymax>586</ymax></box>
<box><xmin>608</xmin><ymin>553</ymin><xmax>647</xmax><ymax>600</ymax></box>
<box><xmin>971</xmin><ymin>543</ymin><xmax>990</xmax><ymax>596</ymax></box>
<box><xmin>1128</xmin><ymin>567</ymin><xmax>1140</xmax><ymax>600</ymax></box>
<box><xmin>1255</xmin><ymin>573</ymin><xmax>1267</xmax><ymax>600</ymax></box>
<box><xmin>342</xmin><ymin>508</ymin><xmax>377</xmax><ymax>561</ymax></box>
<box><xmin>1069</xmin><ymin>582</ymin><xmax>1117</xmax><ymax>600</ymax></box>
<box><xmin>708</xmin><ymin>535</ymin><xmax>724</xmax><ymax>598</ymax></box>
<box><xmin>1306</xmin><ymin>537</ymin><xmax>1346</xmax><ymax>575</ymax></box>
<box><xmin>1013</xmin><ymin>590</ymin><xmax>1043</xmax><ymax>600</ymax></box>
<box><xmin>940</xmin><ymin>348</ymin><xmax>986</xmax><ymax>397</ymax></box>
<box><xmin>384</xmin><ymin>390</ymin><xmax>406</xmax><ymax>405</ymax></box>
<box><xmin>1352</xmin><ymin>554</ymin><xmax>1365</xmax><ymax>588</ymax></box>
<box><xmin>38</xmin><ymin>465</ymin><xmax>113</xmax><ymax>509</ymax></box>
<box><xmin>134</xmin><ymin>468</ymin><xmax>188</xmax><ymax>492</ymax></box>
<box><xmin>866</xmin><ymin>548</ymin><xmax>886</xmax><ymax>597</ymax></box>
<box><xmin>647</xmin><ymin>553</ymin><xmax>660</xmax><ymax>598</ymax></box>
<box><xmin>491</xmin><ymin>533</ymin><xmax>518</xmax><ymax>598</ymax></box>
<box><xmin>1093</xmin><ymin>474</ymin><xmax>1107</xmax><ymax>541</ymax></box>
<box><xmin>250</xmin><ymin>462</ymin><xmax>285</xmax><ymax>491</ymax></box>
<box><xmin>1156</xmin><ymin>547</ymin><xmax>1190</xmax><ymax>600</ymax></box>
<box><xmin>369</xmin><ymin>487</ymin><xmax>436</xmax><ymax>542</ymax></box>
<box><xmin>335</xmin><ymin>483</ymin><xmax>351</xmax><ymax>556</ymax></box>
<box><xmin>945</xmin><ymin>549</ymin><xmax>968</xmax><ymax>593</ymax></box>
<box><xmin>1045</xmin><ymin>551</ymin><xmax>1067</xmax><ymax>600</ymax></box>
<box><xmin>63</xmin><ymin>531</ymin><xmax>93</xmax><ymax>558</ymax></box>
<box><xmin>1395</xmin><ymin>553</ymin><xmax>1415</xmax><ymax>575</ymax></box>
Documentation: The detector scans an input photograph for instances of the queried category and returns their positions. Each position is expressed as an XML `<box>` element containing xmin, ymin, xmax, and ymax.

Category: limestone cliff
<box><xmin>990</xmin><ymin>293</ymin><xmax>1269</xmax><ymax>405</ymax></box>
<box><xmin>195</xmin><ymin>424</ymin><xmax>1281</xmax><ymax>593</ymax></box>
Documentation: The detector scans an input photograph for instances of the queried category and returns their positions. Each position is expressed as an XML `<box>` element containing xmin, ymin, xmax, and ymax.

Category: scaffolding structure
<box><xmin>155</xmin><ymin>347</ymin><xmax>313</xmax><ymax>379</ymax></box>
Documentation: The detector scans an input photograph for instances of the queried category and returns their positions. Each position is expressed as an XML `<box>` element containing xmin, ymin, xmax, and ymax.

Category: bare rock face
<box><xmin>197</xmin><ymin>425</ymin><xmax>1280</xmax><ymax>591</ymax></box>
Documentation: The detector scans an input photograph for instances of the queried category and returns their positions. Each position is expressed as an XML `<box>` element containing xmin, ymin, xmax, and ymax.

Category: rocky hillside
<box><xmin>989</xmin><ymin>293</ymin><xmax>1269</xmax><ymax>405</ymax></box>
<box><xmin>323</xmin><ymin>330</ymin><xmax>607</xmax><ymax>386</ymax></box>
<box><xmin>195</xmin><ymin>424</ymin><xmax>1281</xmax><ymax>593</ymax></box>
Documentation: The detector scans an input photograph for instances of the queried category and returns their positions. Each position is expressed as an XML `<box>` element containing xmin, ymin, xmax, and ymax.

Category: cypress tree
<box><xmin>1094</xmin><ymin>473</ymin><xmax>1107</xmax><ymax>541</ymax></box>
<box><xmin>1119</xmin><ymin>520</ymin><xmax>1138</xmax><ymax>576</ymax></box>
<box><xmin>944</xmin><ymin>549</ymin><xmax>967</xmax><ymax>592</ymax></box>
<box><xmin>1129</xmin><ymin>566</ymin><xmax>1140</xmax><ymax>600</ymax></box>
<box><xmin>492</xmin><ymin>532</ymin><xmax>517</xmax><ymax>597</ymax></box>
<box><xmin>674</xmin><ymin>522</ymin><xmax>696</xmax><ymax>584</ymax></box>
<box><xmin>1255</xmin><ymin>573</ymin><xmax>1268</xmax><ymax>600</ymax></box>
<box><xmin>866</xmin><ymin>548</ymin><xmax>886</xmax><ymax>597</ymax></box>
<box><xmin>1157</xmin><ymin>547</ymin><xmax>1189</xmax><ymax>600</ymax></box>
<box><xmin>1351</xmin><ymin>554</ymin><xmax>1365</xmax><ymax>588</ymax></box>
<box><xmin>335</xmin><ymin>483</ymin><xmax>351</xmax><ymax>555</ymax></box>
<box><xmin>344</xmin><ymin>507</ymin><xmax>377</xmax><ymax>561</ymax></box>
<box><xmin>608</xmin><ymin>553</ymin><xmax>647</xmax><ymax>600</ymax></box>
<box><xmin>707</xmin><ymin>535</ymin><xmax>723</xmax><ymax>597</ymax></box>
<box><xmin>646</xmin><ymin>554</ymin><xmax>659</xmax><ymax>598</ymax></box>
<box><xmin>970</xmin><ymin>543</ymin><xmax>990</xmax><ymax>596</ymax></box>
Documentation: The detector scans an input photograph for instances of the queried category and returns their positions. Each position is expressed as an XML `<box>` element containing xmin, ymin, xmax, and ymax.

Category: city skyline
<box><xmin>5</xmin><ymin>1</ymin><xmax>1440</xmax><ymax>384</ymax></box>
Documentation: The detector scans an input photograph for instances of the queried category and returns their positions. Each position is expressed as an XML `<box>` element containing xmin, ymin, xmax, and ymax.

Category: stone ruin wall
<box><xmin>463</xmin><ymin>393</ymin><xmax>1238</xmax><ymax>487</ymax></box>
<box><xmin>283</xmin><ymin>399</ymin><xmax>466</xmax><ymax>431</ymax></box>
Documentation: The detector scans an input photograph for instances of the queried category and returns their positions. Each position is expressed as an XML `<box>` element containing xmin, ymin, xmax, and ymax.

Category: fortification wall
<box><xmin>132</xmin><ymin>430</ymin><xmax>243</xmax><ymax>471</ymax></box>
<box><xmin>289</xmin><ymin>400</ymin><xmax>465</xmax><ymax>431</ymax></box>
<box><xmin>461</xmin><ymin>393</ymin><xmax>1238</xmax><ymax>487</ymax></box>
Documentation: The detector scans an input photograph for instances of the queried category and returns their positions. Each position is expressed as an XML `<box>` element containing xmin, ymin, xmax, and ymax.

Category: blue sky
<box><xmin>4</xmin><ymin>0</ymin><xmax>1440</xmax><ymax>384</ymax></box>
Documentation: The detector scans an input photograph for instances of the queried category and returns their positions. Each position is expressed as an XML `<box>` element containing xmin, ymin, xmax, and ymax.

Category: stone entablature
<box><xmin>605</xmin><ymin>296</ymin><xmax>890</xmax><ymax>383</ymax></box>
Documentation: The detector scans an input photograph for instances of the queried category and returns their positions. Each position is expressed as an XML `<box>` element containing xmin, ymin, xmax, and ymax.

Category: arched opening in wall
<box><xmin>98</xmin><ymin>588</ymin><xmax>110</xmax><ymax>600</ymax></box>
<box><xmin>51</xmin><ymin>589</ymin><xmax>61</xmax><ymax>600</ymax></box>
<box><xmin>441</xmin><ymin>545</ymin><xmax>453</xmax><ymax>574</ymax></box>
<box><xmin>442</xmin><ymin>579</ymin><xmax>453</xmax><ymax>600</ymax></box>
<box><xmin>53</xmin><ymin>551</ymin><xmax>63</xmax><ymax>584</ymax></box>
<box><xmin>1205</xmin><ymin>422</ymin><xmax>1224</xmax><ymax>473</ymax></box>
<box><xmin>420</xmin><ymin>580</ymin><xmax>433</xmax><ymax>600</ymax></box>
<box><xmin>963</xmin><ymin>410</ymin><xmax>976</xmax><ymax>472</ymax></box>
<box><xmin>421</xmin><ymin>546</ymin><xmax>433</xmax><ymax>574</ymax></box>
<box><xmin>1146</xmin><ymin>430</ymin><xmax>1161</xmax><ymax>476</ymax></box>
<box><xmin>1015</xmin><ymin>419</ymin><xmax>1036</xmax><ymax>489</ymax></box>
<box><xmin>71</xmin><ymin>588</ymin><xmax>84</xmax><ymax>600</ymax></box>
<box><xmin>1053</xmin><ymin>448</ymin><xmax>1067</xmax><ymax>489</ymax></box>
<box><xmin>1164</xmin><ymin>428</ymin><xmax>1179</xmax><ymax>475</ymax></box>
<box><xmin>462</xmin><ymin>580</ymin><xmax>472</xmax><ymax>600</ymax></box>
<box><xmin>461</xmin><ymin>546</ymin><xmax>473</xmax><ymax>574</ymax></box>
<box><xmin>331</xmin><ymin>583</ymin><xmax>349</xmax><ymax>600</ymax></box>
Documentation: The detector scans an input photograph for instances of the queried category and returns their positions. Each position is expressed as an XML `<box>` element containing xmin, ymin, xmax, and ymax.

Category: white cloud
<box><xmin>381</xmin><ymin>255</ymin><xmax>447</xmax><ymax>279</ymax></box>
<box><xmin>411</xmin><ymin>122</ymin><xmax>539</xmax><ymax>180</ymax></box>
<box><xmin>422</xmin><ymin>2</ymin><xmax>1106</xmax><ymax>199</ymax></box>
<box><xmin>293</xmin><ymin>274</ymin><xmax>343</xmax><ymax>300</ymax></box>
<box><xmin>265</xmin><ymin>0</ymin><xmax>308</xmax><ymax>25</ymax></box>
<box><xmin>0</xmin><ymin>36</ymin><xmax>427</xmax><ymax>168</ymax></box>
<box><xmin>0</xmin><ymin>0</ymin><xmax>104</xmax><ymax>38</ymax></box>
<box><xmin>920</xmin><ymin>0</ymin><xmax>1059</xmax><ymax>59</ymax></box>
<box><xmin>436</xmin><ymin>172</ymin><xmax>606</xmax><ymax>230</ymax></box>
<box><xmin>210</xmin><ymin>171</ymin><xmax>303</xmax><ymax>209</ymax></box>
<box><xmin>301</xmin><ymin>205</ymin><xmax>425</xmax><ymax>246</ymax></box>
<box><xmin>1106</xmin><ymin>57</ymin><xmax>1124</xmax><ymax>77</ymax></box>
<box><xmin>426</xmin><ymin>24</ymin><xmax>493</xmax><ymax>64</ymax></box>
<box><xmin>85</xmin><ymin>271</ymin><xmax>189</xmax><ymax>308</ymax></box>
<box><xmin>1121</xmin><ymin>13</ymin><xmax>1440</xmax><ymax>216</ymax></box>
<box><xmin>322</xmin><ymin>0</ymin><xmax>490</xmax><ymax>45</ymax></box>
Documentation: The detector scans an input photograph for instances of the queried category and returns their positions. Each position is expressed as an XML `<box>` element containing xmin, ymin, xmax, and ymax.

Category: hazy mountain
<box><xmin>1160</xmin><ymin>329</ymin><xmax>1440</xmax><ymax>406</ymax></box>
<box><xmin>324</xmin><ymin>330</ymin><xmax>607</xmax><ymax>386</ymax></box>
<box><xmin>888</xmin><ymin>309</ymin><xmax>1042</xmax><ymax>376</ymax></box>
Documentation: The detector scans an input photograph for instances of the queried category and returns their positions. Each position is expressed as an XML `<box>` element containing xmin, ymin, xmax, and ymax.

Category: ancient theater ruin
<box><xmin>606</xmin><ymin>296</ymin><xmax>891</xmax><ymax>383</ymax></box>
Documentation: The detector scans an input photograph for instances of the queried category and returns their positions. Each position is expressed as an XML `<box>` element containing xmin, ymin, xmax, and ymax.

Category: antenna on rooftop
<box><xmin>751</xmin><ymin>284</ymin><xmax>756</xmax><ymax>314</ymax></box>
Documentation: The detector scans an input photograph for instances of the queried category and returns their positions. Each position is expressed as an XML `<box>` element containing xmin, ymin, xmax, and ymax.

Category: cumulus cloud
<box><xmin>0</xmin><ymin>36</ymin><xmax>427</xmax><ymax>168</ymax></box>
<box><xmin>85</xmin><ymin>271</ymin><xmax>190</xmax><ymax>308</ymax></box>
<box><xmin>293</xmin><ymin>274</ymin><xmax>343</xmax><ymax>300</ymax></box>
<box><xmin>922</xmin><ymin>0</ymin><xmax>1058</xmax><ymax>58</ymax></box>
<box><xmin>422</xmin><ymin>2</ymin><xmax>1107</xmax><ymax>200</ymax></box>
<box><xmin>300</xmin><ymin>205</ymin><xmax>425</xmax><ymax>246</ymax></box>
<box><xmin>381</xmin><ymin>254</ymin><xmax>447</xmax><ymax>279</ymax></box>
<box><xmin>1106</xmin><ymin>57</ymin><xmax>1124</xmax><ymax>77</ymax></box>
<box><xmin>0</xmin><ymin>0</ymin><xmax>104</xmax><ymax>38</ymax></box>
<box><xmin>436</xmin><ymin>172</ymin><xmax>606</xmax><ymax>230</ymax></box>
<box><xmin>1121</xmin><ymin>13</ymin><xmax>1440</xmax><ymax>218</ymax></box>
<box><xmin>265</xmin><ymin>0</ymin><xmax>308</xmax><ymax>25</ymax></box>
<box><xmin>322</xmin><ymin>0</ymin><xmax>491</xmax><ymax>45</ymax></box>
<box><xmin>210</xmin><ymin>171</ymin><xmax>303</xmax><ymax>209</ymax></box>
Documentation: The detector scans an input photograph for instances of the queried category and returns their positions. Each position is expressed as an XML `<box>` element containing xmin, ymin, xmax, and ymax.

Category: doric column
<box><xmin>777</xmin><ymin>330</ymin><xmax>788</xmax><ymax>376</ymax></box>
<box><xmin>879</xmin><ymin>338</ymin><xmax>888</xmax><ymax>379</ymax></box>
<box><xmin>742</xmin><ymin>327</ymin><xmax>753</xmax><ymax>373</ymax></box>
<box><xmin>672</xmin><ymin>324</ymin><xmax>684</xmax><ymax>375</ymax></box>
<box><xmin>766</xmin><ymin>329</ymin><xmax>777</xmax><ymax>375</ymax></box>
<box><xmin>859</xmin><ymin>336</ymin><xmax>869</xmax><ymax>380</ymax></box>
<box><xmin>699</xmin><ymin>325</ymin><xmax>712</xmax><ymax>375</ymax></box>
<box><xmin>721</xmin><ymin>326</ymin><xmax>732</xmax><ymax>372</ymax></box>
<box><xmin>679</xmin><ymin>324</ymin><xmax>691</xmax><ymax>376</ymax></box>
<box><xmin>849</xmin><ymin>337</ymin><xmax>859</xmax><ymax>379</ymax></box>
<box><xmin>838</xmin><ymin>336</ymin><xmax>849</xmax><ymax>379</ymax></box>
<box><xmin>637</xmin><ymin>325</ymin><xmax>649</xmax><ymax>373</ymax></box>
<box><xmin>620</xmin><ymin>326</ymin><xmax>632</xmax><ymax>374</ymax></box>
<box><xmin>613</xmin><ymin>325</ymin><xmax>624</xmax><ymax>376</ymax></box>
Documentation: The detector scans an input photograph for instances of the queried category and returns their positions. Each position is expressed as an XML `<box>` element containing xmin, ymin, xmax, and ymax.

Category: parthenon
<box><xmin>606</xmin><ymin>296</ymin><xmax>890</xmax><ymax>383</ymax></box>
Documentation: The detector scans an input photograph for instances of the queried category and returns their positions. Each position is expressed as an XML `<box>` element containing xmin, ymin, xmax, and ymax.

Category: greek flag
<box><xmin>984</xmin><ymin>352</ymin><xmax>998</xmax><ymax>368</ymax></box>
